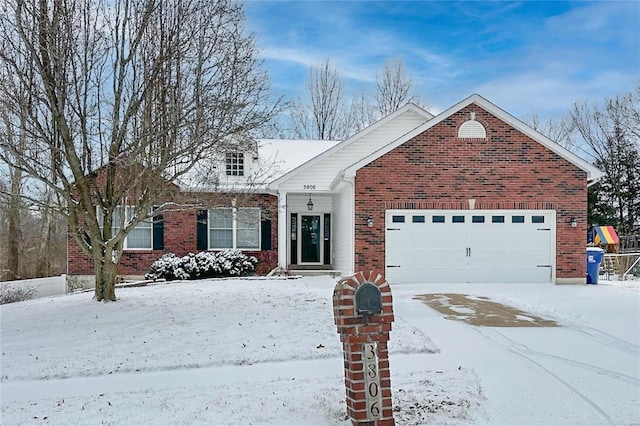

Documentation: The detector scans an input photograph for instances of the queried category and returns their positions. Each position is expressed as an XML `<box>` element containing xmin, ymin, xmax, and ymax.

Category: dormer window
<box><xmin>226</xmin><ymin>152</ymin><xmax>244</xmax><ymax>176</ymax></box>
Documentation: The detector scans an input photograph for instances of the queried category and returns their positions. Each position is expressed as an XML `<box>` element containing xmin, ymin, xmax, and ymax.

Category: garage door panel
<box><xmin>385</xmin><ymin>210</ymin><xmax>555</xmax><ymax>284</ymax></box>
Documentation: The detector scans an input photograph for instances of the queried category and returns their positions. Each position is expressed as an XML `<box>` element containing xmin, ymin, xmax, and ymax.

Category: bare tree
<box><xmin>375</xmin><ymin>57</ymin><xmax>427</xmax><ymax>116</ymax></box>
<box><xmin>524</xmin><ymin>111</ymin><xmax>575</xmax><ymax>150</ymax></box>
<box><xmin>289</xmin><ymin>59</ymin><xmax>353</xmax><ymax>140</ymax></box>
<box><xmin>0</xmin><ymin>0</ymin><xmax>278</xmax><ymax>301</ymax></box>
<box><xmin>571</xmin><ymin>85</ymin><xmax>640</xmax><ymax>235</ymax></box>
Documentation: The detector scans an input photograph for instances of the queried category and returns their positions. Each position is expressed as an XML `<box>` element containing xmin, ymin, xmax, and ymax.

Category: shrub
<box><xmin>145</xmin><ymin>250</ymin><xmax>258</xmax><ymax>281</ymax></box>
<box><xmin>0</xmin><ymin>284</ymin><xmax>36</xmax><ymax>305</ymax></box>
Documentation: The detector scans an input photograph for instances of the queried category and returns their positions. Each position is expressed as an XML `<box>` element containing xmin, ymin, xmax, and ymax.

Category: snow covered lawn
<box><xmin>1</xmin><ymin>276</ymin><xmax>639</xmax><ymax>425</ymax></box>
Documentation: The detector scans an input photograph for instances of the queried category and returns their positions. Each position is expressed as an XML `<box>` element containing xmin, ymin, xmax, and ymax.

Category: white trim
<box><xmin>342</xmin><ymin>94</ymin><xmax>602</xmax><ymax>182</ymax></box>
<box><xmin>277</xmin><ymin>191</ymin><xmax>288</xmax><ymax>269</ymax></box>
<box><xmin>267</xmin><ymin>103</ymin><xmax>433</xmax><ymax>190</ymax></box>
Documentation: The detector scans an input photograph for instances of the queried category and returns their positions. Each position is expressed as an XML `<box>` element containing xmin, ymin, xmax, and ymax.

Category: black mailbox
<box><xmin>355</xmin><ymin>282</ymin><xmax>382</xmax><ymax>316</ymax></box>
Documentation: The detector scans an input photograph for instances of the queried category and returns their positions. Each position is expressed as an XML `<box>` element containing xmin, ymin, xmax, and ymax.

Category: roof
<box><xmin>342</xmin><ymin>94</ymin><xmax>603</xmax><ymax>183</ymax></box>
<box><xmin>257</xmin><ymin>139</ymin><xmax>341</xmax><ymax>181</ymax></box>
<box><xmin>177</xmin><ymin>139</ymin><xmax>340</xmax><ymax>192</ymax></box>
<box><xmin>268</xmin><ymin>103</ymin><xmax>434</xmax><ymax>190</ymax></box>
<box><xmin>593</xmin><ymin>226</ymin><xmax>619</xmax><ymax>245</ymax></box>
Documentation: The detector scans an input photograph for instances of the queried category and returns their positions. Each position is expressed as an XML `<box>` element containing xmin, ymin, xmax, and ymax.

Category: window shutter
<box><xmin>153</xmin><ymin>212</ymin><xmax>164</xmax><ymax>250</ymax></box>
<box><xmin>196</xmin><ymin>210</ymin><xmax>208</xmax><ymax>251</ymax></box>
<box><xmin>261</xmin><ymin>219</ymin><xmax>272</xmax><ymax>250</ymax></box>
<box><xmin>83</xmin><ymin>231</ymin><xmax>91</xmax><ymax>247</ymax></box>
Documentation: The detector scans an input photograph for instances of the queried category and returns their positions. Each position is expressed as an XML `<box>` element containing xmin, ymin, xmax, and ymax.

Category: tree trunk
<box><xmin>94</xmin><ymin>255</ymin><xmax>118</xmax><ymax>302</ymax></box>
<box><xmin>7</xmin><ymin>177</ymin><xmax>22</xmax><ymax>281</ymax></box>
<box><xmin>36</xmin><ymin>205</ymin><xmax>55</xmax><ymax>277</ymax></box>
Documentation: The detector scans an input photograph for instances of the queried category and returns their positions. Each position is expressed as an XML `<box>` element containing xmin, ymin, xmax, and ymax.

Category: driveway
<box><xmin>391</xmin><ymin>282</ymin><xmax>640</xmax><ymax>425</ymax></box>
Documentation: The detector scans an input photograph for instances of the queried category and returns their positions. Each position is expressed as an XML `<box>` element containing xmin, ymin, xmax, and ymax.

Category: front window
<box><xmin>98</xmin><ymin>206</ymin><xmax>152</xmax><ymax>249</ymax></box>
<box><xmin>225</xmin><ymin>152</ymin><xmax>244</xmax><ymax>176</ymax></box>
<box><xmin>209</xmin><ymin>207</ymin><xmax>259</xmax><ymax>250</ymax></box>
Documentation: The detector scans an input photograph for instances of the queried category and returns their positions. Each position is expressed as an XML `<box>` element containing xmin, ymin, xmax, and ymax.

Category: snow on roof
<box><xmin>176</xmin><ymin>139</ymin><xmax>340</xmax><ymax>192</ymax></box>
<box><xmin>257</xmin><ymin>139</ymin><xmax>340</xmax><ymax>180</ymax></box>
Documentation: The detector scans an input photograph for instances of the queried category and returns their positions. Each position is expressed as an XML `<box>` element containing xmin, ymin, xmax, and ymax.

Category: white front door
<box><xmin>385</xmin><ymin>210</ymin><xmax>555</xmax><ymax>284</ymax></box>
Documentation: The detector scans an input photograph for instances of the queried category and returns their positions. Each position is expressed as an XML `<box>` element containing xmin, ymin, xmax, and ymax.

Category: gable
<box><xmin>359</xmin><ymin>104</ymin><xmax>588</xmax><ymax>198</ymax></box>
<box><xmin>269</xmin><ymin>103</ymin><xmax>434</xmax><ymax>192</ymax></box>
<box><xmin>344</xmin><ymin>94</ymin><xmax>602</xmax><ymax>183</ymax></box>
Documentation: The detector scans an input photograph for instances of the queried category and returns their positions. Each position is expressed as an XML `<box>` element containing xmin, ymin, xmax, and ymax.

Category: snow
<box><xmin>1</xmin><ymin>276</ymin><xmax>639</xmax><ymax>425</ymax></box>
<box><xmin>257</xmin><ymin>139</ymin><xmax>340</xmax><ymax>181</ymax></box>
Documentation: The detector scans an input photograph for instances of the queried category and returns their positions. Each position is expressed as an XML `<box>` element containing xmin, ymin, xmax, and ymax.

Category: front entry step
<box><xmin>287</xmin><ymin>268</ymin><xmax>341</xmax><ymax>277</ymax></box>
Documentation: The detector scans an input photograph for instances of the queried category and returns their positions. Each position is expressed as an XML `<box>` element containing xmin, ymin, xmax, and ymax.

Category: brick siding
<box><xmin>354</xmin><ymin>103</ymin><xmax>587</xmax><ymax>281</ymax></box>
<box><xmin>68</xmin><ymin>193</ymin><xmax>279</xmax><ymax>277</ymax></box>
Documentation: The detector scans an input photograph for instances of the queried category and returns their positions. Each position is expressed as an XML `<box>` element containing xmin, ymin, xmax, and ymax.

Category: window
<box><xmin>225</xmin><ymin>152</ymin><xmax>244</xmax><ymax>176</ymax></box>
<box><xmin>492</xmin><ymin>215</ymin><xmax>505</xmax><ymax>223</ymax></box>
<box><xmin>209</xmin><ymin>207</ymin><xmax>260</xmax><ymax>250</ymax></box>
<box><xmin>98</xmin><ymin>206</ymin><xmax>152</xmax><ymax>249</ymax></box>
<box><xmin>236</xmin><ymin>209</ymin><xmax>260</xmax><ymax>249</ymax></box>
<box><xmin>452</xmin><ymin>215</ymin><xmax>465</xmax><ymax>223</ymax></box>
<box><xmin>532</xmin><ymin>216</ymin><xmax>545</xmax><ymax>224</ymax></box>
<box><xmin>512</xmin><ymin>215</ymin><xmax>525</xmax><ymax>223</ymax></box>
<box><xmin>412</xmin><ymin>215</ymin><xmax>425</xmax><ymax>223</ymax></box>
<box><xmin>432</xmin><ymin>215</ymin><xmax>445</xmax><ymax>223</ymax></box>
<box><xmin>210</xmin><ymin>208</ymin><xmax>233</xmax><ymax>249</ymax></box>
<box><xmin>392</xmin><ymin>215</ymin><xmax>405</xmax><ymax>223</ymax></box>
<box><xmin>472</xmin><ymin>215</ymin><xmax>485</xmax><ymax>223</ymax></box>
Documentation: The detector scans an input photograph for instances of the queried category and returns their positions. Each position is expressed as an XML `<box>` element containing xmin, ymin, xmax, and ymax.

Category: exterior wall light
<box><xmin>366</xmin><ymin>216</ymin><xmax>374</xmax><ymax>227</ymax></box>
<box><xmin>570</xmin><ymin>217</ymin><xmax>577</xmax><ymax>228</ymax></box>
<box><xmin>307</xmin><ymin>195</ymin><xmax>314</xmax><ymax>211</ymax></box>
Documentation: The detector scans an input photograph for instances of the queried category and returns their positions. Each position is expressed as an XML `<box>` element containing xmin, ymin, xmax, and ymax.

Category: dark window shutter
<box><xmin>261</xmin><ymin>219</ymin><xmax>272</xmax><ymax>250</ymax></box>
<box><xmin>196</xmin><ymin>209</ymin><xmax>208</xmax><ymax>251</ymax></box>
<box><xmin>83</xmin><ymin>231</ymin><xmax>91</xmax><ymax>247</ymax></box>
<box><xmin>153</xmin><ymin>213</ymin><xmax>164</xmax><ymax>250</ymax></box>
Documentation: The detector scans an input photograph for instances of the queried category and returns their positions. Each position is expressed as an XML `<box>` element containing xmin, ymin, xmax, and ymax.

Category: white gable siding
<box><xmin>331</xmin><ymin>182</ymin><xmax>354</xmax><ymax>274</ymax></box>
<box><xmin>277</xmin><ymin>110</ymin><xmax>429</xmax><ymax>192</ymax></box>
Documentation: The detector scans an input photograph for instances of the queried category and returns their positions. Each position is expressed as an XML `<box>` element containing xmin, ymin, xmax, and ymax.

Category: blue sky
<box><xmin>244</xmin><ymin>1</ymin><xmax>639</xmax><ymax>119</ymax></box>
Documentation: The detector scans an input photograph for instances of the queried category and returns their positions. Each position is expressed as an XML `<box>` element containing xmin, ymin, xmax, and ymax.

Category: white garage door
<box><xmin>385</xmin><ymin>210</ymin><xmax>555</xmax><ymax>284</ymax></box>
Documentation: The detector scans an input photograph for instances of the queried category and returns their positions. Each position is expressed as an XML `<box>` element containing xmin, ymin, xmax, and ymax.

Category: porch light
<box><xmin>307</xmin><ymin>195</ymin><xmax>314</xmax><ymax>211</ymax></box>
<box><xmin>366</xmin><ymin>216</ymin><xmax>374</xmax><ymax>227</ymax></box>
<box><xmin>570</xmin><ymin>217</ymin><xmax>577</xmax><ymax>228</ymax></box>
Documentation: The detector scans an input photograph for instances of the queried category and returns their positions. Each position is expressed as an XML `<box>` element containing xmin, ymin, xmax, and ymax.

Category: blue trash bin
<box><xmin>586</xmin><ymin>247</ymin><xmax>604</xmax><ymax>284</ymax></box>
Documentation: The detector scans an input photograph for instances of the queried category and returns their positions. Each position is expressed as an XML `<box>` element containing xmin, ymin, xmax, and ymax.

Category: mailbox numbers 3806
<box><xmin>363</xmin><ymin>342</ymin><xmax>382</xmax><ymax>419</ymax></box>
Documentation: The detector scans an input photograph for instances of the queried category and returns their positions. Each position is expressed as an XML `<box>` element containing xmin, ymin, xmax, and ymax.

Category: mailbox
<box><xmin>355</xmin><ymin>282</ymin><xmax>382</xmax><ymax>316</ymax></box>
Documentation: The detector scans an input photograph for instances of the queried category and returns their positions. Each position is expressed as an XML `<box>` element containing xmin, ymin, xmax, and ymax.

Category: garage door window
<box><xmin>472</xmin><ymin>215</ymin><xmax>485</xmax><ymax>223</ymax></box>
<box><xmin>453</xmin><ymin>215</ymin><xmax>465</xmax><ymax>223</ymax></box>
<box><xmin>412</xmin><ymin>215</ymin><xmax>425</xmax><ymax>223</ymax></box>
<box><xmin>392</xmin><ymin>215</ymin><xmax>405</xmax><ymax>223</ymax></box>
<box><xmin>492</xmin><ymin>215</ymin><xmax>505</xmax><ymax>223</ymax></box>
<box><xmin>432</xmin><ymin>215</ymin><xmax>445</xmax><ymax>223</ymax></box>
<box><xmin>512</xmin><ymin>215</ymin><xmax>525</xmax><ymax>223</ymax></box>
<box><xmin>532</xmin><ymin>216</ymin><xmax>545</xmax><ymax>223</ymax></box>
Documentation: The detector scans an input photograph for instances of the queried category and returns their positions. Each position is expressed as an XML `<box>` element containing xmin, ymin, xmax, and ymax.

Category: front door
<box><xmin>300</xmin><ymin>215</ymin><xmax>321</xmax><ymax>263</ymax></box>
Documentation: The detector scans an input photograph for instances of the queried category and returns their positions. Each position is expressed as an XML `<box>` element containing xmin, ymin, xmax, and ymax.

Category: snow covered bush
<box><xmin>145</xmin><ymin>250</ymin><xmax>258</xmax><ymax>281</ymax></box>
<box><xmin>0</xmin><ymin>284</ymin><xmax>36</xmax><ymax>305</ymax></box>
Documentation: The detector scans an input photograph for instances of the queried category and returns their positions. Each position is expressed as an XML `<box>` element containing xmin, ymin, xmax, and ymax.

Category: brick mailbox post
<box><xmin>333</xmin><ymin>270</ymin><xmax>395</xmax><ymax>426</ymax></box>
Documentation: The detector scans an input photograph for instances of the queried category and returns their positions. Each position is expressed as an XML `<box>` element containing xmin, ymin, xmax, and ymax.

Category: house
<box><xmin>67</xmin><ymin>94</ymin><xmax>602</xmax><ymax>286</ymax></box>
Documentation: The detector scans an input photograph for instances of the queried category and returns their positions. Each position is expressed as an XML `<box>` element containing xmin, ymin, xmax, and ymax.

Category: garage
<box><xmin>385</xmin><ymin>210</ymin><xmax>555</xmax><ymax>284</ymax></box>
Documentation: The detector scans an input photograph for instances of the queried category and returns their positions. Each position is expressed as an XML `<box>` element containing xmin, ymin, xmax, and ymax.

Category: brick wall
<box><xmin>68</xmin><ymin>193</ymin><xmax>279</xmax><ymax>277</ymax></box>
<box><xmin>354</xmin><ymin>103</ymin><xmax>587</xmax><ymax>281</ymax></box>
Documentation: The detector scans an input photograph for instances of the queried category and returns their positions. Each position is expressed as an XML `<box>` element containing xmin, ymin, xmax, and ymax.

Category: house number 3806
<box><xmin>363</xmin><ymin>342</ymin><xmax>382</xmax><ymax>419</ymax></box>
